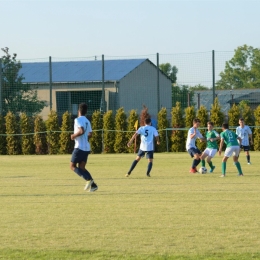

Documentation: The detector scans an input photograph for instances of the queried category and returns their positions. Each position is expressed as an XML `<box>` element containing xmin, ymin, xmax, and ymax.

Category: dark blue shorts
<box><xmin>71</xmin><ymin>148</ymin><xmax>90</xmax><ymax>163</ymax></box>
<box><xmin>188</xmin><ymin>147</ymin><xmax>201</xmax><ymax>158</ymax></box>
<box><xmin>240</xmin><ymin>145</ymin><xmax>250</xmax><ymax>151</ymax></box>
<box><xmin>137</xmin><ymin>149</ymin><xmax>154</xmax><ymax>159</ymax></box>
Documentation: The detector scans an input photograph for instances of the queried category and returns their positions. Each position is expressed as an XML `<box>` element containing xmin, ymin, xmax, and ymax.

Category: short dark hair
<box><xmin>78</xmin><ymin>103</ymin><xmax>88</xmax><ymax>115</ymax></box>
<box><xmin>207</xmin><ymin>121</ymin><xmax>214</xmax><ymax>126</ymax></box>
<box><xmin>193</xmin><ymin>118</ymin><xmax>201</xmax><ymax>123</ymax></box>
<box><xmin>239</xmin><ymin>118</ymin><xmax>244</xmax><ymax>121</ymax></box>
<box><xmin>145</xmin><ymin>118</ymin><xmax>151</xmax><ymax>125</ymax></box>
<box><xmin>222</xmin><ymin>123</ymin><xmax>229</xmax><ymax>129</ymax></box>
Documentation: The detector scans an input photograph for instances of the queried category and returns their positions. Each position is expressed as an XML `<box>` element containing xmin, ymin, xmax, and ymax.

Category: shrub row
<box><xmin>0</xmin><ymin>98</ymin><xmax>259</xmax><ymax>155</ymax></box>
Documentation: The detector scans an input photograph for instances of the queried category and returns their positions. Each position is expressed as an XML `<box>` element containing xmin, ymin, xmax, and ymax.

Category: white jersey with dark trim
<box><xmin>74</xmin><ymin>116</ymin><xmax>92</xmax><ymax>151</ymax></box>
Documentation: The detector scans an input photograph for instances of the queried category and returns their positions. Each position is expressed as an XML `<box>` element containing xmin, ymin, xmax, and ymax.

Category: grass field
<box><xmin>1</xmin><ymin>152</ymin><xmax>260</xmax><ymax>260</ymax></box>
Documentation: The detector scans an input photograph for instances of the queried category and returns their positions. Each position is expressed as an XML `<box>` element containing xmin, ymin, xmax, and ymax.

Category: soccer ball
<box><xmin>199</xmin><ymin>167</ymin><xmax>207</xmax><ymax>174</ymax></box>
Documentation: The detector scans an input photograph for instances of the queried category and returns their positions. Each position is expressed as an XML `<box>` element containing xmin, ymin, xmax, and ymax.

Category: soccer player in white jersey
<box><xmin>236</xmin><ymin>118</ymin><xmax>253</xmax><ymax>164</ymax></box>
<box><xmin>126</xmin><ymin>118</ymin><xmax>160</xmax><ymax>177</ymax></box>
<box><xmin>186</xmin><ymin>118</ymin><xmax>206</xmax><ymax>173</ymax></box>
<box><xmin>70</xmin><ymin>103</ymin><xmax>98</xmax><ymax>192</ymax></box>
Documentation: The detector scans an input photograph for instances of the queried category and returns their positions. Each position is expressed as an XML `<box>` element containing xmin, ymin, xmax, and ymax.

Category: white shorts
<box><xmin>202</xmin><ymin>148</ymin><xmax>217</xmax><ymax>158</ymax></box>
<box><xmin>224</xmin><ymin>146</ymin><xmax>240</xmax><ymax>158</ymax></box>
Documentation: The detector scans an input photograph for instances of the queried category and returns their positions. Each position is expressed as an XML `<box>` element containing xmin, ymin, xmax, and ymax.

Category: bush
<box><xmin>196</xmin><ymin>105</ymin><xmax>208</xmax><ymax>151</ymax></box>
<box><xmin>34</xmin><ymin>115</ymin><xmax>47</xmax><ymax>155</ymax></box>
<box><xmin>210</xmin><ymin>97</ymin><xmax>225</xmax><ymax>126</ymax></box>
<box><xmin>253</xmin><ymin>105</ymin><xmax>260</xmax><ymax>151</ymax></box>
<box><xmin>0</xmin><ymin>115</ymin><xmax>6</xmax><ymax>154</ymax></box>
<box><xmin>140</xmin><ymin>105</ymin><xmax>150</xmax><ymax>126</ymax></box>
<box><xmin>114</xmin><ymin>107</ymin><xmax>128</xmax><ymax>153</ymax></box>
<box><xmin>5</xmin><ymin>111</ymin><xmax>21</xmax><ymax>155</ymax></box>
<box><xmin>157</xmin><ymin>107</ymin><xmax>169</xmax><ymax>152</ymax></box>
<box><xmin>46</xmin><ymin>110</ymin><xmax>60</xmax><ymax>154</ymax></box>
<box><xmin>59</xmin><ymin>111</ymin><xmax>73</xmax><ymax>154</ymax></box>
<box><xmin>228</xmin><ymin>104</ymin><xmax>240</xmax><ymax>129</ymax></box>
<box><xmin>20</xmin><ymin>113</ymin><xmax>35</xmax><ymax>155</ymax></box>
<box><xmin>90</xmin><ymin>110</ymin><xmax>103</xmax><ymax>154</ymax></box>
<box><xmin>126</xmin><ymin>110</ymin><xmax>139</xmax><ymax>153</ymax></box>
<box><xmin>103</xmin><ymin>110</ymin><xmax>115</xmax><ymax>153</ymax></box>
<box><xmin>171</xmin><ymin>102</ymin><xmax>185</xmax><ymax>152</ymax></box>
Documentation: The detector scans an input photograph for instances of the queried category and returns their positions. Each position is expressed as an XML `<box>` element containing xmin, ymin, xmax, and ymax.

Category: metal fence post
<box><xmin>49</xmin><ymin>56</ymin><xmax>52</xmax><ymax>111</ymax></box>
<box><xmin>212</xmin><ymin>50</ymin><xmax>215</xmax><ymax>104</ymax></box>
<box><xmin>197</xmin><ymin>93</ymin><xmax>200</xmax><ymax>109</ymax></box>
<box><xmin>0</xmin><ymin>59</ymin><xmax>2</xmax><ymax>115</ymax></box>
<box><xmin>157</xmin><ymin>53</ymin><xmax>160</xmax><ymax>112</ymax></box>
<box><xmin>102</xmin><ymin>54</ymin><xmax>105</xmax><ymax>113</ymax></box>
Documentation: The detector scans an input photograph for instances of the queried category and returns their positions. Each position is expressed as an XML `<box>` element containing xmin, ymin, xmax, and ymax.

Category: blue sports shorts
<box><xmin>240</xmin><ymin>145</ymin><xmax>250</xmax><ymax>151</ymax></box>
<box><xmin>71</xmin><ymin>148</ymin><xmax>90</xmax><ymax>163</ymax></box>
<box><xmin>187</xmin><ymin>147</ymin><xmax>201</xmax><ymax>158</ymax></box>
<box><xmin>137</xmin><ymin>149</ymin><xmax>154</xmax><ymax>159</ymax></box>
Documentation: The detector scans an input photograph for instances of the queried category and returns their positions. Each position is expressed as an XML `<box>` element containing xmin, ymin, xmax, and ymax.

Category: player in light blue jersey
<box><xmin>186</xmin><ymin>118</ymin><xmax>206</xmax><ymax>173</ymax></box>
<box><xmin>126</xmin><ymin>118</ymin><xmax>160</xmax><ymax>177</ymax></box>
<box><xmin>70</xmin><ymin>103</ymin><xmax>98</xmax><ymax>192</ymax></box>
<box><xmin>236</xmin><ymin>118</ymin><xmax>253</xmax><ymax>164</ymax></box>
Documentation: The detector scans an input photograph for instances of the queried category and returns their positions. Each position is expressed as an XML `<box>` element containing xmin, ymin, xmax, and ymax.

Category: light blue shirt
<box><xmin>137</xmin><ymin>125</ymin><xmax>159</xmax><ymax>151</ymax></box>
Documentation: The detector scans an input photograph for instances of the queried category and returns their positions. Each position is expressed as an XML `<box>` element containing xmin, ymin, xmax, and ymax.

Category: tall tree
<box><xmin>0</xmin><ymin>47</ymin><xmax>47</xmax><ymax>115</ymax></box>
<box><xmin>216</xmin><ymin>45</ymin><xmax>260</xmax><ymax>89</ymax></box>
<box><xmin>159</xmin><ymin>63</ymin><xmax>178</xmax><ymax>84</ymax></box>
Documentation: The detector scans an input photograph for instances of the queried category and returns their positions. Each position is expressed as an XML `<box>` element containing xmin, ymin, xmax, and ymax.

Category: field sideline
<box><xmin>1</xmin><ymin>153</ymin><xmax>260</xmax><ymax>260</ymax></box>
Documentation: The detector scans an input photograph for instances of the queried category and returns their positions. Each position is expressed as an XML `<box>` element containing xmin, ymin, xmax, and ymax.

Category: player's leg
<box><xmin>188</xmin><ymin>148</ymin><xmax>201</xmax><ymax>173</ymax></box>
<box><xmin>146</xmin><ymin>151</ymin><xmax>154</xmax><ymax>177</ymax></box>
<box><xmin>220</xmin><ymin>156</ymin><xmax>228</xmax><ymax>177</ymax></box>
<box><xmin>207</xmin><ymin>149</ymin><xmax>217</xmax><ymax>173</ymax></box>
<box><xmin>233</xmin><ymin>147</ymin><xmax>243</xmax><ymax>176</ymax></box>
<box><xmin>192</xmin><ymin>153</ymin><xmax>201</xmax><ymax>171</ymax></box>
<box><xmin>200</xmin><ymin>153</ymin><xmax>207</xmax><ymax>167</ymax></box>
<box><xmin>220</xmin><ymin>147</ymin><xmax>232</xmax><ymax>177</ymax></box>
<box><xmin>126</xmin><ymin>150</ymin><xmax>143</xmax><ymax>177</ymax></box>
<box><xmin>70</xmin><ymin>149</ymin><xmax>91</xmax><ymax>180</ymax></box>
<box><xmin>245</xmin><ymin>147</ymin><xmax>251</xmax><ymax>164</ymax></box>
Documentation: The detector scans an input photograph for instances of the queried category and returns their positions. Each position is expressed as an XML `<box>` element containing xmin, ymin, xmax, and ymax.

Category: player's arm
<box><xmin>209</xmin><ymin>131</ymin><xmax>220</xmax><ymax>142</ymax></box>
<box><xmin>198</xmin><ymin>131</ymin><xmax>206</xmax><ymax>142</ymax></box>
<box><xmin>218</xmin><ymin>138</ymin><xmax>224</xmax><ymax>155</ymax></box>
<box><xmin>190</xmin><ymin>128</ymin><xmax>197</xmax><ymax>139</ymax></box>
<box><xmin>249</xmin><ymin>134</ymin><xmax>253</xmax><ymax>144</ymax></box>
<box><xmin>127</xmin><ymin>132</ymin><xmax>139</xmax><ymax>147</ymax></box>
<box><xmin>248</xmin><ymin>127</ymin><xmax>253</xmax><ymax>144</ymax></box>
<box><xmin>155</xmin><ymin>135</ymin><xmax>160</xmax><ymax>145</ymax></box>
<box><xmin>71</xmin><ymin>126</ymin><xmax>85</xmax><ymax>140</ymax></box>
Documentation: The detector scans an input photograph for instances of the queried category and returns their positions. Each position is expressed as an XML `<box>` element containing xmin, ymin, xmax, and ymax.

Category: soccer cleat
<box><xmin>248</xmin><ymin>162</ymin><xmax>251</xmax><ymax>165</ymax></box>
<box><xmin>147</xmin><ymin>173</ymin><xmax>151</xmax><ymax>177</ymax></box>
<box><xmin>189</xmin><ymin>168</ymin><xmax>197</xmax><ymax>174</ymax></box>
<box><xmin>219</xmin><ymin>174</ymin><xmax>225</xmax><ymax>178</ymax></box>
<box><xmin>84</xmin><ymin>180</ymin><xmax>94</xmax><ymax>191</ymax></box>
<box><xmin>89</xmin><ymin>182</ymin><xmax>98</xmax><ymax>192</ymax></box>
<box><xmin>209</xmin><ymin>166</ymin><xmax>215</xmax><ymax>173</ymax></box>
<box><xmin>237</xmin><ymin>173</ymin><xmax>244</xmax><ymax>176</ymax></box>
<box><xmin>125</xmin><ymin>173</ymin><xmax>130</xmax><ymax>177</ymax></box>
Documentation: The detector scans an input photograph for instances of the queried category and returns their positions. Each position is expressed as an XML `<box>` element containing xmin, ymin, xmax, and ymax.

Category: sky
<box><xmin>1</xmin><ymin>0</ymin><xmax>260</xmax><ymax>59</ymax></box>
<box><xmin>1</xmin><ymin>0</ymin><xmax>260</xmax><ymax>86</ymax></box>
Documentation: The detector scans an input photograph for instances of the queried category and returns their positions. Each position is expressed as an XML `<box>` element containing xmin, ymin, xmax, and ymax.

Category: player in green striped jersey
<box><xmin>200</xmin><ymin>122</ymin><xmax>220</xmax><ymax>173</ymax></box>
<box><xmin>218</xmin><ymin>123</ymin><xmax>243</xmax><ymax>177</ymax></box>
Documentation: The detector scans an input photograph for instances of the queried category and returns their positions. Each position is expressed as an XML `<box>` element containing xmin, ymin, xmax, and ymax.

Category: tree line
<box><xmin>1</xmin><ymin>99</ymin><xmax>260</xmax><ymax>155</ymax></box>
